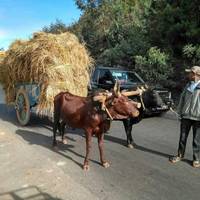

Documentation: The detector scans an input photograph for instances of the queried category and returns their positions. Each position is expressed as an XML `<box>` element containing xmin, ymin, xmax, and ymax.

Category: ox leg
<box><xmin>98</xmin><ymin>133</ymin><xmax>110</xmax><ymax>168</ymax></box>
<box><xmin>53</xmin><ymin>122</ymin><xmax>58</xmax><ymax>147</ymax></box>
<box><xmin>123</xmin><ymin>119</ymin><xmax>134</xmax><ymax>148</ymax></box>
<box><xmin>53</xmin><ymin>112</ymin><xmax>60</xmax><ymax>148</ymax></box>
<box><xmin>83</xmin><ymin>132</ymin><xmax>92</xmax><ymax>171</ymax></box>
<box><xmin>61</xmin><ymin>122</ymin><xmax>67</xmax><ymax>144</ymax></box>
<box><xmin>58</xmin><ymin>122</ymin><xmax>62</xmax><ymax>135</ymax></box>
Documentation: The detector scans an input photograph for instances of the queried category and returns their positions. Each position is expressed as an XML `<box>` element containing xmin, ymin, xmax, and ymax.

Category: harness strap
<box><xmin>102</xmin><ymin>104</ymin><xmax>113</xmax><ymax>120</ymax></box>
<box><xmin>139</xmin><ymin>94</ymin><xmax>146</xmax><ymax>111</ymax></box>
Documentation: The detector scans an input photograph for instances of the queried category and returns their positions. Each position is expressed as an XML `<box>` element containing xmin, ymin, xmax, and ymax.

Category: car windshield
<box><xmin>110</xmin><ymin>70</ymin><xmax>144</xmax><ymax>84</ymax></box>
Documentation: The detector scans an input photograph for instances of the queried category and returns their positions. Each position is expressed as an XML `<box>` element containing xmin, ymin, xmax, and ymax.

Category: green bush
<box><xmin>183</xmin><ymin>44</ymin><xmax>200</xmax><ymax>65</ymax></box>
<box><xmin>135</xmin><ymin>47</ymin><xmax>172</xmax><ymax>85</ymax></box>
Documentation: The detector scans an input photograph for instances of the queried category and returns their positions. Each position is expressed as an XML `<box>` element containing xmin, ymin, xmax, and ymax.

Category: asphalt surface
<box><xmin>0</xmin><ymin>85</ymin><xmax>200</xmax><ymax>200</ymax></box>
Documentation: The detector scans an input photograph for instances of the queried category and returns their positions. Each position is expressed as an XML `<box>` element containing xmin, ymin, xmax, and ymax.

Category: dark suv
<box><xmin>89</xmin><ymin>66</ymin><xmax>173</xmax><ymax>114</ymax></box>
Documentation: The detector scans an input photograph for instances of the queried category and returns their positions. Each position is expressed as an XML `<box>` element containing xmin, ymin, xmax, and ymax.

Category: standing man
<box><xmin>169</xmin><ymin>66</ymin><xmax>200</xmax><ymax>168</ymax></box>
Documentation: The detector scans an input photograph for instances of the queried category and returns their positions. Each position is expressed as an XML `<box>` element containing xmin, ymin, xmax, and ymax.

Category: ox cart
<box><xmin>14</xmin><ymin>83</ymin><xmax>40</xmax><ymax>126</ymax></box>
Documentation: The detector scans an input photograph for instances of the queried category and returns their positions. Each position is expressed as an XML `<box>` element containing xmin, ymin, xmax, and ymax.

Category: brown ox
<box><xmin>53</xmin><ymin>86</ymin><xmax>140</xmax><ymax>170</ymax></box>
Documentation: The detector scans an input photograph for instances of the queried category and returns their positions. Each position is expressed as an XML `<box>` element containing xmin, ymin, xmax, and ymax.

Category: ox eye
<box><xmin>112</xmin><ymin>100</ymin><xmax>117</xmax><ymax>105</ymax></box>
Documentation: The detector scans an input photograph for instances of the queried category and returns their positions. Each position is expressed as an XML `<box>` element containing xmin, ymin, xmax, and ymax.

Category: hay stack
<box><xmin>0</xmin><ymin>32</ymin><xmax>93</xmax><ymax>115</ymax></box>
<box><xmin>0</xmin><ymin>51</ymin><xmax>6</xmax><ymax>83</ymax></box>
<box><xmin>0</xmin><ymin>51</ymin><xmax>5</xmax><ymax>57</ymax></box>
<box><xmin>0</xmin><ymin>50</ymin><xmax>6</xmax><ymax>63</ymax></box>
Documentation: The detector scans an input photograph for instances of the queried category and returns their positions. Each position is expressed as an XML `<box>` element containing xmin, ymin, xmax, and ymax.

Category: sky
<box><xmin>0</xmin><ymin>0</ymin><xmax>81</xmax><ymax>49</ymax></box>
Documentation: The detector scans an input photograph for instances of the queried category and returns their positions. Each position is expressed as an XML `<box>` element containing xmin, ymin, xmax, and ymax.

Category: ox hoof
<box><xmin>62</xmin><ymin>138</ymin><xmax>68</xmax><ymax>144</ymax></box>
<box><xmin>102</xmin><ymin>162</ymin><xmax>110</xmax><ymax>168</ymax></box>
<box><xmin>53</xmin><ymin>145</ymin><xmax>58</xmax><ymax>151</ymax></box>
<box><xmin>127</xmin><ymin>144</ymin><xmax>134</xmax><ymax>149</ymax></box>
<box><xmin>83</xmin><ymin>164</ymin><xmax>90</xmax><ymax>171</ymax></box>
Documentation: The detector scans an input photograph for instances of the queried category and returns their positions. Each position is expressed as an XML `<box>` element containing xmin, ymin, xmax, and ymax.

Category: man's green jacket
<box><xmin>178</xmin><ymin>83</ymin><xmax>200</xmax><ymax>121</ymax></box>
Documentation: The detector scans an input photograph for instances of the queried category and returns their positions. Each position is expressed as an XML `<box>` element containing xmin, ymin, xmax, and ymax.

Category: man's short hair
<box><xmin>185</xmin><ymin>66</ymin><xmax>200</xmax><ymax>76</ymax></box>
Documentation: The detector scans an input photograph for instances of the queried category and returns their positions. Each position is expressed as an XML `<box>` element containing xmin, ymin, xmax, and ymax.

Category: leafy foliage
<box><xmin>72</xmin><ymin>0</ymin><xmax>152</xmax><ymax>67</ymax></box>
<box><xmin>148</xmin><ymin>0</ymin><xmax>200</xmax><ymax>56</ymax></box>
<box><xmin>75</xmin><ymin>0</ymin><xmax>102</xmax><ymax>10</ymax></box>
<box><xmin>183</xmin><ymin>44</ymin><xmax>200</xmax><ymax>65</ymax></box>
<box><xmin>42</xmin><ymin>0</ymin><xmax>200</xmax><ymax>88</ymax></box>
<box><xmin>135</xmin><ymin>47</ymin><xmax>172</xmax><ymax>84</ymax></box>
<box><xmin>42</xmin><ymin>19</ymin><xmax>68</xmax><ymax>34</ymax></box>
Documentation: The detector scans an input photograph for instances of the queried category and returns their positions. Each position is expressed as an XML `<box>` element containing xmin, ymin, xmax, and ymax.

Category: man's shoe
<box><xmin>169</xmin><ymin>155</ymin><xmax>182</xmax><ymax>163</ymax></box>
<box><xmin>193</xmin><ymin>160</ymin><xmax>200</xmax><ymax>168</ymax></box>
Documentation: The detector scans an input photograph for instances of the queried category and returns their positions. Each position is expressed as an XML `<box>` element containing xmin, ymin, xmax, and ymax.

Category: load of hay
<box><xmin>0</xmin><ymin>51</ymin><xmax>5</xmax><ymax>58</ymax></box>
<box><xmin>0</xmin><ymin>51</ymin><xmax>6</xmax><ymax>83</ymax></box>
<box><xmin>0</xmin><ymin>32</ymin><xmax>93</xmax><ymax>115</ymax></box>
<box><xmin>0</xmin><ymin>50</ymin><xmax>5</xmax><ymax>64</ymax></box>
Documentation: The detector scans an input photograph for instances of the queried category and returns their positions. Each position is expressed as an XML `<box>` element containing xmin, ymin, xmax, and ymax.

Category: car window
<box><xmin>98</xmin><ymin>70</ymin><xmax>113</xmax><ymax>84</ymax></box>
<box><xmin>92</xmin><ymin>69</ymin><xmax>99</xmax><ymax>83</ymax></box>
<box><xmin>110</xmin><ymin>70</ymin><xmax>143</xmax><ymax>84</ymax></box>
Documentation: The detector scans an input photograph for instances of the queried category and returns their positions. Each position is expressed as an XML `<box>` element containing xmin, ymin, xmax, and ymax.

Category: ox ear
<box><xmin>113</xmin><ymin>81</ymin><xmax>121</xmax><ymax>97</ymax></box>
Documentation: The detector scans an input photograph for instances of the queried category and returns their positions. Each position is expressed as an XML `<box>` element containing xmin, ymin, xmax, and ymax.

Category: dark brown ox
<box><xmin>53</xmin><ymin>88</ymin><xmax>140</xmax><ymax>171</ymax></box>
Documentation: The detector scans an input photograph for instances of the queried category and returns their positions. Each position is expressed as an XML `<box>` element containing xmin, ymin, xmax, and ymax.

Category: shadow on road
<box><xmin>0</xmin><ymin>104</ymin><xmax>59</xmax><ymax>133</ymax></box>
<box><xmin>105</xmin><ymin>134</ymin><xmax>168</xmax><ymax>158</ymax></box>
<box><xmin>1</xmin><ymin>101</ymin><xmax>191</xmax><ymax>167</ymax></box>
<box><xmin>0</xmin><ymin>103</ymin><xmax>53</xmax><ymax>128</ymax></box>
<box><xmin>0</xmin><ymin>185</ymin><xmax>62</xmax><ymax>200</ymax></box>
<box><xmin>104</xmin><ymin>134</ymin><xmax>192</xmax><ymax>165</ymax></box>
<box><xmin>0</xmin><ymin>103</ymin><xmax>17</xmax><ymax>124</ymax></box>
<box><xmin>15</xmin><ymin>128</ymin><xmax>101</xmax><ymax>169</ymax></box>
<box><xmin>0</xmin><ymin>103</ymin><xmax>83</xmax><ymax>140</ymax></box>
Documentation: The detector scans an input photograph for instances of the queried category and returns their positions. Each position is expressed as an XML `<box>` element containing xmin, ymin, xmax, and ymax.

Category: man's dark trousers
<box><xmin>178</xmin><ymin>118</ymin><xmax>200</xmax><ymax>161</ymax></box>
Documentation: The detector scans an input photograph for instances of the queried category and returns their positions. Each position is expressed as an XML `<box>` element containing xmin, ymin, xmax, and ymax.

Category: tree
<box><xmin>135</xmin><ymin>47</ymin><xmax>172</xmax><ymax>86</ymax></box>
<box><xmin>71</xmin><ymin>0</ymin><xmax>152</xmax><ymax>67</ymax></box>
<box><xmin>147</xmin><ymin>0</ymin><xmax>200</xmax><ymax>57</ymax></box>
<box><xmin>42</xmin><ymin>0</ymin><xmax>200</xmax><ymax>87</ymax></box>
<box><xmin>75</xmin><ymin>0</ymin><xmax>103</xmax><ymax>10</ymax></box>
<box><xmin>43</xmin><ymin>19</ymin><xmax>68</xmax><ymax>34</ymax></box>
<box><xmin>183</xmin><ymin>44</ymin><xmax>200</xmax><ymax>66</ymax></box>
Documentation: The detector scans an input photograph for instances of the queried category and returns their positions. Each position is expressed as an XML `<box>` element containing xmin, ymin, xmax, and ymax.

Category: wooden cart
<box><xmin>14</xmin><ymin>83</ymin><xmax>40</xmax><ymax>125</ymax></box>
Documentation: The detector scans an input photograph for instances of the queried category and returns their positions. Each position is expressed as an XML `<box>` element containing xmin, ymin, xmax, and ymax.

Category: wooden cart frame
<box><xmin>15</xmin><ymin>83</ymin><xmax>40</xmax><ymax>125</ymax></box>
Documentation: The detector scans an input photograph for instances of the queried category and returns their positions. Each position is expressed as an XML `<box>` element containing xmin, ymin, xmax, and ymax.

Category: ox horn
<box><xmin>122</xmin><ymin>87</ymin><xmax>146</xmax><ymax>97</ymax></box>
<box><xmin>122</xmin><ymin>88</ymin><xmax>142</xmax><ymax>97</ymax></box>
<box><xmin>93</xmin><ymin>91</ymin><xmax>112</xmax><ymax>102</ymax></box>
<box><xmin>93</xmin><ymin>95</ymin><xmax>106</xmax><ymax>102</ymax></box>
<box><xmin>113</xmin><ymin>81</ymin><xmax>121</xmax><ymax>97</ymax></box>
<box><xmin>93</xmin><ymin>91</ymin><xmax>112</xmax><ymax>111</ymax></box>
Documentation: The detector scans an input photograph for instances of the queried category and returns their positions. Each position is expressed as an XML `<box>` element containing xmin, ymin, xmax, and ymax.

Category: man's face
<box><xmin>188</xmin><ymin>72</ymin><xmax>195</xmax><ymax>81</ymax></box>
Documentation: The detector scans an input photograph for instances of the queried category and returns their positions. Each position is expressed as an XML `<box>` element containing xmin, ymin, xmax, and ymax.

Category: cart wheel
<box><xmin>15</xmin><ymin>89</ymin><xmax>30</xmax><ymax>126</ymax></box>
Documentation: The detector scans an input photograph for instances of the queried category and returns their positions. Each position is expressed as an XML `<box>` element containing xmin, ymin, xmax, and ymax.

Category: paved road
<box><xmin>0</xmin><ymin>85</ymin><xmax>200</xmax><ymax>200</ymax></box>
